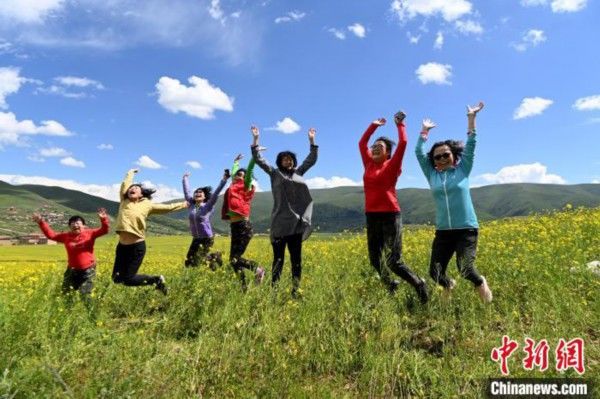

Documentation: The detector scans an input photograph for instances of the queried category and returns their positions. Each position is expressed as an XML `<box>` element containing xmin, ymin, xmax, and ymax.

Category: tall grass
<box><xmin>1</xmin><ymin>207</ymin><xmax>599</xmax><ymax>398</ymax></box>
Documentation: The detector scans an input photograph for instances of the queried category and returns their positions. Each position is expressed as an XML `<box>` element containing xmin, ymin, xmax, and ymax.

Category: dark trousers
<box><xmin>366</xmin><ymin>212</ymin><xmax>423</xmax><ymax>289</ymax></box>
<box><xmin>271</xmin><ymin>233</ymin><xmax>303</xmax><ymax>289</ymax></box>
<box><xmin>62</xmin><ymin>266</ymin><xmax>96</xmax><ymax>295</ymax></box>
<box><xmin>185</xmin><ymin>236</ymin><xmax>222</xmax><ymax>269</ymax></box>
<box><xmin>112</xmin><ymin>241</ymin><xmax>160</xmax><ymax>287</ymax></box>
<box><xmin>229</xmin><ymin>220</ymin><xmax>258</xmax><ymax>287</ymax></box>
<box><xmin>429</xmin><ymin>228</ymin><xmax>483</xmax><ymax>287</ymax></box>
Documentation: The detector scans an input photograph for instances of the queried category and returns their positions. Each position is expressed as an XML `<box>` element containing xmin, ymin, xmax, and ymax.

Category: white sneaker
<box><xmin>477</xmin><ymin>276</ymin><xmax>492</xmax><ymax>303</ymax></box>
<box><xmin>255</xmin><ymin>267</ymin><xmax>265</xmax><ymax>284</ymax></box>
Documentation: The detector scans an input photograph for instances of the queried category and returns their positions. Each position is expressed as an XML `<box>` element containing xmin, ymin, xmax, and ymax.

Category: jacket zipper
<box><xmin>442</xmin><ymin>171</ymin><xmax>452</xmax><ymax>228</ymax></box>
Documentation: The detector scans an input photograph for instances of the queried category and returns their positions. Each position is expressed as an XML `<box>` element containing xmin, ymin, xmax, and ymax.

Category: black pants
<box><xmin>271</xmin><ymin>233</ymin><xmax>302</xmax><ymax>288</ymax></box>
<box><xmin>229</xmin><ymin>220</ymin><xmax>258</xmax><ymax>287</ymax></box>
<box><xmin>185</xmin><ymin>236</ymin><xmax>222</xmax><ymax>269</ymax></box>
<box><xmin>366</xmin><ymin>212</ymin><xmax>423</xmax><ymax>290</ymax></box>
<box><xmin>429</xmin><ymin>228</ymin><xmax>483</xmax><ymax>288</ymax></box>
<box><xmin>62</xmin><ymin>266</ymin><xmax>96</xmax><ymax>295</ymax></box>
<box><xmin>112</xmin><ymin>241</ymin><xmax>160</xmax><ymax>287</ymax></box>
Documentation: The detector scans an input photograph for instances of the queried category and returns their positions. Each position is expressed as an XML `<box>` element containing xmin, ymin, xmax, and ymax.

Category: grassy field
<box><xmin>1</xmin><ymin>207</ymin><xmax>599</xmax><ymax>398</ymax></box>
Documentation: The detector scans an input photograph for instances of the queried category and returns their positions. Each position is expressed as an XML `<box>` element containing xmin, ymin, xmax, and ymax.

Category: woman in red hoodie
<box><xmin>222</xmin><ymin>153</ymin><xmax>265</xmax><ymax>290</ymax></box>
<box><xmin>359</xmin><ymin>111</ymin><xmax>428</xmax><ymax>304</ymax></box>
<box><xmin>32</xmin><ymin>208</ymin><xmax>109</xmax><ymax>296</ymax></box>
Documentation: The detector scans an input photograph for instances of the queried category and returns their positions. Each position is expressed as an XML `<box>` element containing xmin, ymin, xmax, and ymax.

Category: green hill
<box><xmin>2</xmin><ymin>180</ymin><xmax>599</xmax><ymax>237</ymax></box>
<box><xmin>0</xmin><ymin>181</ymin><xmax>187</xmax><ymax>237</ymax></box>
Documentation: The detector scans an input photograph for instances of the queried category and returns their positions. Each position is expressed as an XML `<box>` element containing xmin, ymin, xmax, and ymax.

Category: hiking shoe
<box><xmin>255</xmin><ymin>267</ymin><xmax>265</xmax><ymax>284</ymax></box>
<box><xmin>477</xmin><ymin>276</ymin><xmax>493</xmax><ymax>303</ymax></box>
<box><xmin>156</xmin><ymin>275</ymin><xmax>168</xmax><ymax>296</ymax></box>
<box><xmin>415</xmin><ymin>279</ymin><xmax>429</xmax><ymax>304</ymax></box>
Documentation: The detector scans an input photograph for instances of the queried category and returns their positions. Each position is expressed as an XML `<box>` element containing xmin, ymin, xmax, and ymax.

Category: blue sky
<box><xmin>1</xmin><ymin>0</ymin><xmax>599</xmax><ymax>202</ymax></box>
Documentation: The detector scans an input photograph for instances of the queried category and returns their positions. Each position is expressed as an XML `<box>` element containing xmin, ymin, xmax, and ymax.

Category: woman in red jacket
<box><xmin>32</xmin><ymin>208</ymin><xmax>109</xmax><ymax>296</ymax></box>
<box><xmin>359</xmin><ymin>111</ymin><xmax>428</xmax><ymax>304</ymax></box>
<box><xmin>222</xmin><ymin>153</ymin><xmax>265</xmax><ymax>290</ymax></box>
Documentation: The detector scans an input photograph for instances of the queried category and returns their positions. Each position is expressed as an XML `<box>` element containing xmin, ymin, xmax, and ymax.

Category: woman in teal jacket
<box><xmin>415</xmin><ymin>102</ymin><xmax>492</xmax><ymax>303</ymax></box>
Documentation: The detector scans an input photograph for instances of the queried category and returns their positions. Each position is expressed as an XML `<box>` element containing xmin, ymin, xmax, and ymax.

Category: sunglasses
<box><xmin>433</xmin><ymin>152</ymin><xmax>452</xmax><ymax>161</ymax></box>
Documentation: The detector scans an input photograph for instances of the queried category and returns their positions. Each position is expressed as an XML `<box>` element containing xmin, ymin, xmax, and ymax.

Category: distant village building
<box><xmin>17</xmin><ymin>233</ymin><xmax>56</xmax><ymax>246</ymax></box>
<box><xmin>0</xmin><ymin>235</ymin><xmax>16</xmax><ymax>246</ymax></box>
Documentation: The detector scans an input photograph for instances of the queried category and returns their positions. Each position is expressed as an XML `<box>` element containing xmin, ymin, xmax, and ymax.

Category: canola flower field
<box><xmin>0</xmin><ymin>207</ymin><xmax>599</xmax><ymax>398</ymax></box>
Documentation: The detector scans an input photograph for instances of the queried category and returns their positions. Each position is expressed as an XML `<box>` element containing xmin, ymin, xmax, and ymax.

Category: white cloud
<box><xmin>455</xmin><ymin>19</ymin><xmax>483</xmax><ymax>35</ymax></box>
<box><xmin>208</xmin><ymin>0</ymin><xmax>225</xmax><ymax>24</ymax></box>
<box><xmin>329</xmin><ymin>28</ymin><xmax>346</xmax><ymax>40</ymax></box>
<box><xmin>39</xmin><ymin>147</ymin><xmax>70</xmax><ymax>157</ymax></box>
<box><xmin>3</xmin><ymin>1</ymin><xmax>264</xmax><ymax>67</ymax></box>
<box><xmin>136</xmin><ymin>155</ymin><xmax>163</xmax><ymax>170</ymax></box>
<box><xmin>27</xmin><ymin>155</ymin><xmax>45</xmax><ymax>163</ymax></box>
<box><xmin>593</xmin><ymin>179</ymin><xmax>600</xmax><ymax>184</ymax></box>
<box><xmin>186</xmin><ymin>161</ymin><xmax>202</xmax><ymax>169</ymax></box>
<box><xmin>0</xmin><ymin>174</ymin><xmax>182</xmax><ymax>202</ymax></box>
<box><xmin>267</xmin><ymin>117</ymin><xmax>301</xmax><ymax>134</ymax></box>
<box><xmin>573</xmin><ymin>95</ymin><xmax>600</xmax><ymax>111</ymax></box>
<box><xmin>305</xmin><ymin>176</ymin><xmax>362</xmax><ymax>189</ymax></box>
<box><xmin>551</xmin><ymin>0</ymin><xmax>587</xmax><ymax>12</ymax></box>
<box><xmin>415</xmin><ymin>62</ymin><xmax>452</xmax><ymax>85</ymax></box>
<box><xmin>513</xmin><ymin>97</ymin><xmax>553</xmax><ymax>119</ymax></box>
<box><xmin>0</xmin><ymin>0</ymin><xmax>64</xmax><ymax>24</ymax></box>
<box><xmin>275</xmin><ymin>10</ymin><xmax>306</xmax><ymax>23</ymax></box>
<box><xmin>36</xmin><ymin>85</ymin><xmax>86</xmax><ymax>99</ymax></box>
<box><xmin>156</xmin><ymin>75</ymin><xmax>234</xmax><ymax>120</ymax></box>
<box><xmin>0</xmin><ymin>67</ymin><xmax>26</xmax><ymax>109</ymax></box>
<box><xmin>390</xmin><ymin>0</ymin><xmax>473</xmax><ymax>22</ymax></box>
<box><xmin>475</xmin><ymin>163</ymin><xmax>566</xmax><ymax>185</ymax></box>
<box><xmin>60</xmin><ymin>156</ymin><xmax>85</xmax><ymax>168</ymax></box>
<box><xmin>512</xmin><ymin>29</ymin><xmax>546</xmax><ymax>51</ymax></box>
<box><xmin>520</xmin><ymin>0</ymin><xmax>587</xmax><ymax>12</ymax></box>
<box><xmin>97</xmin><ymin>143</ymin><xmax>113</xmax><ymax>150</ymax></box>
<box><xmin>407</xmin><ymin>32</ymin><xmax>421</xmax><ymax>44</ymax></box>
<box><xmin>348</xmin><ymin>23</ymin><xmax>366</xmax><ymax>38</ymax></box>
<box><xmin>0</xmin><ymin>111</ymin><xmax>73</xmax><ymax>148</ymax></box>
<box><xmin>55</xmin><ymin>76</ymin><xmax>104</xmax><ymax>90</ymax></box>
<box><xmin>434</xmin><ymin>31</ymin><xmax>444</xmax><ymax>49</ymax></box>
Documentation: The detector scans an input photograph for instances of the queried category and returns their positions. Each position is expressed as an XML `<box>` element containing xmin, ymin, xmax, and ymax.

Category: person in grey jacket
<box><xmin>251</xmin><ymin>125</ymin><xmax>318</xmax><ymax>297</ymax></box>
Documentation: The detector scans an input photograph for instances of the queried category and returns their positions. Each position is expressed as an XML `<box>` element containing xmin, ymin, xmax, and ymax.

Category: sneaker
<box><xmin>477</xmin><ymin>276</ymin><xmax>493</xmax><ymax>303</ymax></box>
<box><xmin>255</xmin><ymin>267</ymin><xmax>265</xmax><ymax>284</ymax></box>
<box><xmin>446</xmin><ymin>278</ymin><xmax>457</xmax><ymax>291</ymax></box>
<box><xmin>415</xmin><ymin>279</ymin><xmax>429</xmax><ymax>304</ymax></box>
<box><xmin>156</xmin><ymin>275</ymin><xmax>168</xmax><ymax>296</ymax></box>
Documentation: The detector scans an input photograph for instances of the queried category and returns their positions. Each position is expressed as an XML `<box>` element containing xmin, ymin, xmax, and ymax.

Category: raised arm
<box><xmin>150</xmin><ymin>201</ymin><xmax>188</xmax><ymax>215</ymax></box>
<box><xmin>386</xmin><ymin>111</ymin><xmax>408</xmax><ymax>174</ymax></box>
<box><xmin>120</xmin><ymin>169</ymin><xmax>138</xmax><ymax>201</ymax></box>
<box><xmin>296</xmin><ymin>128</ymin><xmax>318</xmax><ymax>176</ymax></box>
<box><xmin>91</xmin><ymin>208</ymin><xmax>110</xmax><ymax>239</ymax></box>
<box><xmin>461</xmin><ymin>101</ymin><xmax>484</xmax><ymax>176</ymax></box>
<box><xmin>182</xmin><ymin>172</ymin><xmax>193</xmax><ymax>204</ymax></box>
<box><xmin>204</xmin><ymin>173</ymin><xmax>228</xmax><ymax>212</ymax></box>
<box><xmin>415</xmin><ymin>118</ymin><xmax>436</xmax><ymax>179</ymax></box>
<box><xmin>359</xmin><ymin>118</ymin><xmax>385</xmax><ymax>167</ymax></box>
<box><xmin>250</xmin><ymin>126</ymin><xmax>274</xmax><ymax>175</ymax></box>
<box><xmin>33</xmin><ymin>213</ymin><xmax>66</xmax><ymax>243</ymax></box>
<box><xmin>245</xmin><ymin>158</ymin><xmax>256</xmax><ymax>190</ymax></box>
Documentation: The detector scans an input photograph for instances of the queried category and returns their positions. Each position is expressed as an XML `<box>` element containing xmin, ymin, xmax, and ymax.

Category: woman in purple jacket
<box><xmin>182</xmin><ymin>170</ymin><xmax>230</xmax><ymax>269</ymax></box>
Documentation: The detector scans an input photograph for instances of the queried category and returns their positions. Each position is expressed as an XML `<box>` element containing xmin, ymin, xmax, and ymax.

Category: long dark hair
<box><xmin>125</xmin><ymin>184</ymin><xmax>156</xmax><ymax>200</ymax></box>
<box><xmin>427</xmin><ymin>140</ymin><xmax>464</xmax><ymax>167</ymax></box>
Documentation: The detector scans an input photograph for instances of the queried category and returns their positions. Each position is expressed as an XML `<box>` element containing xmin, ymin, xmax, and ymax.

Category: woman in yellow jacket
<box><xmin>112</xmin><ymin>168</ymin><xmax>187</xmax><ymax>295</ymax></box>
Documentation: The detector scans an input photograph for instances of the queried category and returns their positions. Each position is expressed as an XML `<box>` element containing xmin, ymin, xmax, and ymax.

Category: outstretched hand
<box><xmin>223</xmin><ymin>169</ymin><xmax>231</xmax><ymax>180</ymax></box>
<box><xmin>129</xmin><ymin>168</ymin><xmax>139</xmax><ymax>174</ymax></box>
<box><xmin>422</xmin><ymin>118</ymin><xmax>437</xmax><ymax>132</ymax></box>
<box><xmin>467</xmin><ymin>101</ymin><xmax>484</xmax><ymax>116</ymax></box>
<box><xmin>250</xmin><ymin>126</ymin><xmax>260</xmax><ymax>138</ymax></box>
<box><xmin>394</xmin><ymin>111</ymin><xmax>406</xmax><ymax>125</ymax></box>
<box><xmin>373</xmin><ymin>118</ymin><xmax>386</xmax><ymax>126</ymax></box>
<box><xmin>308</xmin><ymin>127</ymin><xmax>316</xmax><ymax>140</ymax></box>
<box><xmin>183</xmin><ymin>171</ymin><xmax>190</xmax><ymax>178</ymax></box>
<box><xmin>97</xmin><ymin>208</ymin><xmax>108</xmax><ymax>218</ymax></box>
<box><xmin>234</xmin><ymin>153</ymin><xmax>243</xmax><ymax>162</ymax></box>
<box><xmin>32</xmin><ymin>213</ymin><xmax>43</xmax><ymax>223</ymax></box>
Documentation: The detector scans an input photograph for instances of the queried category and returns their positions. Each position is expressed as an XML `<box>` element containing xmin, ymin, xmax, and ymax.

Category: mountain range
<box><xmin>1</xmin><ymin>180</ymin><xmax>598</xmax><ymax>237</ymax></box>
